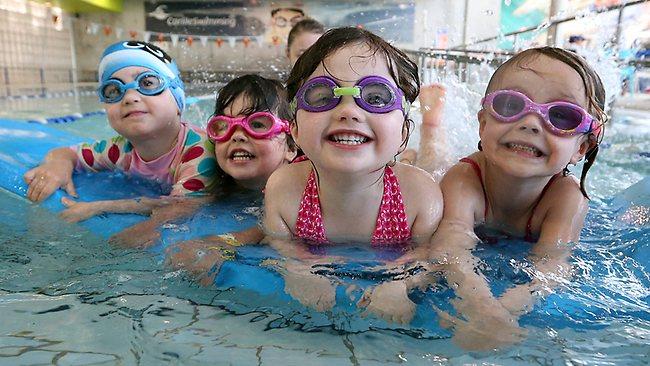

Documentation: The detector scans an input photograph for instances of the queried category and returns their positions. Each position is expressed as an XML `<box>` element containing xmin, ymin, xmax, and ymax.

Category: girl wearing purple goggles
<box><xmin>263</xmin><ymin>27</ymin><xmax>444</xmax><ymax>323</ymax></box>
<box><xmin>404</xmin><ymin>47</ymin><xmax>607</xmax><ymax>350</ymax></box>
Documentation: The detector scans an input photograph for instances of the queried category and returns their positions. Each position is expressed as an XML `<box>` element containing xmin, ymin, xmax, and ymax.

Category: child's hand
<box><xmin>59</xmin><ymin>197</ymin><xmax>104</xmax><ymax>223</ymax></box>
<box><xmin>165</xmin><ymin>239</ymin><xmax>234</xmax><ymax>286</ymax></box>
<box><xmin>282</xmin><ymin>261</ymin><xmax>336</xmax><ymax>312</ymax></box>
<box><xmin>109</xmin><ymin>219</ymin><xmax>161</xmax><ymax>249</ymax></box>
<box><xmin>436</xmin><ymin>304</ymin><xmax>526</xmax><ymax>351</ymax></box>
<box><xmin>24</xmin><ymin>162</ymin><xmax>77</xmax><ymax>202</ymax></box>
<box><xmin>358</xmin><ymin>281</ymin><xmax>416</xmax><ymax>324</ymax></box>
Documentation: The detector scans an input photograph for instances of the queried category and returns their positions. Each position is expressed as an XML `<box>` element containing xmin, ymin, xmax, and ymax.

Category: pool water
<box><xmin>0</xmin><ymin>94</ymin><xmax>648</xmax><ymax>365</ymax></box>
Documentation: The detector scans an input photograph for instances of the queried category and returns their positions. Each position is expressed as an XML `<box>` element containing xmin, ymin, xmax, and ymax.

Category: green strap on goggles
<box><xmin>333</xmin><ymin>86</ymin><xmax>361</xmax><ymax>98</ymax></box>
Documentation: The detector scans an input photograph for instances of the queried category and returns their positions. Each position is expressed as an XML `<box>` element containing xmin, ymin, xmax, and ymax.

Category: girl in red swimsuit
<box><xmin>263</xmin><ymin>27</ymin><xmax>443</xmax><ymax>315</ymax></box>
<box><xmin>424</xmin><ymin>47</ymin><xmax>607</xmax><ymax>350</ymax></box>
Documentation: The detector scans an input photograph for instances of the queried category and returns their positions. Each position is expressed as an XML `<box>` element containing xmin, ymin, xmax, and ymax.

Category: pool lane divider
<box><xmin>26</xmin><ymin>95</ymin><xmax>210</xmax><ymax>124</ymax></box>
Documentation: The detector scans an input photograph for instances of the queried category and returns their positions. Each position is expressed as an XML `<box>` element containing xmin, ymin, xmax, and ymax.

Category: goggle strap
<box><xmin>289</xmin><ymin>98</ymin><xmax>298</xmax><ymax>114</ymax></box>
<box><xmin>333</xmin><ymin>86</ymin><xmax>360</xmax><ymax>98</ymax></box>
<box><xmin>402</xmin><ymin>96</ymin><xmax>410</xmax><ymax>116</ymax></box>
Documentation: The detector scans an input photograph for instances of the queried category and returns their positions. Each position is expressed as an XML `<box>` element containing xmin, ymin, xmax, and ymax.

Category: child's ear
<box><xmin>284</xmin><ymin>145</ymin><xmax>298</xmax><ymax>163</ymax></box>
<box><xmin>570</xmin><ymin>134</ymin><xmax>597</xmax><ymax>164</ymax></box>
<box><xmin>477</xmin><ymin>109</ymin><xmax>487</xmax><ymax>136</ymax></box>
<box><xmin>290</xmin><ymin>123</ymin><xmax>299</xmax><ymax>142</ymax></box>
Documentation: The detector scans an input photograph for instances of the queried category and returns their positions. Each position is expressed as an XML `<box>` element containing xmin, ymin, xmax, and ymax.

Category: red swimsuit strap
<box><xmin>294</xmin><ymin>169</ymin><xmax>328</xmax><ymax>244</ymax></box>
<box><xmin>371</xmin><ymin>165</ymin><xmax>411</xmax><ymax>245</ymax></box>
<box><xmin>460</xmin><ymin>157</ymin><xmax>489</xmax><ymax>221</ymax></box>
<box><xmin>524</xmin><ymin>173</ymin><xmax>561</xmax><ymax>242</ymax></box>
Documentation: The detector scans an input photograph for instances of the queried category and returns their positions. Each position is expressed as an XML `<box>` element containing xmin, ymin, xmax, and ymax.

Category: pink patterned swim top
<box><xmin>294</xmin><ymin>165</ymin><xmax>411</xmax><ymax>246</ymax></box>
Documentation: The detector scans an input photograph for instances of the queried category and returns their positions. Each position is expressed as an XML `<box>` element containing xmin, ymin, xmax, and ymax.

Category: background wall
<box><xmin>0</xmin><ymin>0</ymin><xmax>644</xmax><ymax>98</ymax></box>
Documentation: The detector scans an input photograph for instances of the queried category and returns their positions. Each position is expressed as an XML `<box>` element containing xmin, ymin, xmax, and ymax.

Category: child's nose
<box><xmin>334</xmin><ymin>97</ymin><xmax>363</xmax><ymax>123</ymax></box>
<box><xmin>122</xmin><ymin>88</ymin><xmax>141</xmax><ymax>104</ymax></box>
<box><xmin>516</xmin><ymin>112</ymin><xmax>544</xmax><ymax>134</ymax></box>
<box><xmin>231</xmin><ymin>126</ymin><xmax>249</xmax><ymax>141</ymax></box>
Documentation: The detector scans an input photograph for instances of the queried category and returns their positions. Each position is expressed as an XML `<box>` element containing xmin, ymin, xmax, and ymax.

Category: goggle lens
<box><xmin>548</xmin><ymin>105</ymin><xmax>583</xmax><ymax>130</ymax></box>
<box><xmin>138</xmin><ymin>74</ymin><xmax>163</xmax><ymax>92</ymax></box>
<box><xmin>249</xmin><ymin>114</ymin><xmax>275</xmax><ymax>134</ymax></box>
<box><xmin>493</xmin><ymin>93</ymin><xmax>525</xmax><ymax>117</ymax></box>
<box><xmin>360</xmin><ymin>82</ymin><xmax>394</xmax><ymax>108</ymax></box>
<box><xmin>100</xmin><ymin>83</ymin><xmax>122</xmax><ymax>102</ymax></box>
<box><xmin>304</xmin><ymin>82</ymin><xmax>335</xmax><ymax>108</ymax></box>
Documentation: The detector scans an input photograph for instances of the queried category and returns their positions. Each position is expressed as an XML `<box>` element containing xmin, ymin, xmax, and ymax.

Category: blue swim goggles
<box><xmin>97</xmin><ymin>71</ymin><xmax>173</xmax><ymax>103</ymax></box>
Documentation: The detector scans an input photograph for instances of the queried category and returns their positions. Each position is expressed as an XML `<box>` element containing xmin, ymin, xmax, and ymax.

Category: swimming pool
<box><xmin>0</xmin><ymin>91</ymin><xmax>648</xmax><ymax>365</ymax></box>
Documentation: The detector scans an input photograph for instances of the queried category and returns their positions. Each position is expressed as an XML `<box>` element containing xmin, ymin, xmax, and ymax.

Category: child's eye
<box><xmin>102</xmin><ymin>84</ymin><xmax>121</xmax><ymax>99</ymax></box>
<box><xmin>361</xmin><ymin>84</ymin><xmax>393</xmax><ymax>106</ymax></box>
<box><xmin>249</xmin><ymin>117</ymin><xmax>272</xmax><ymax>131</ymax></box>
<box><xmin>139</xmin><ymin>75</ymin><xmax>161</xmax><ymax>90</ymax></box>
<box><xmin>365</xmin><ymin>93</ymin><xmax>387</xmax><ymax>106</ymax></box>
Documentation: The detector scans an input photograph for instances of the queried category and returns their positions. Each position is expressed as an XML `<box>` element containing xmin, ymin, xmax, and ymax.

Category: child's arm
<box><xmin>23</xmin><ymin>147</ymin><xmax>78</xmax><ymax>202</ymax></box>
<box><xmin>428</xmin><ymin>165</ymin><xmax>526</xmax><ymax>350</ymax></box>
<box><xmin>498</xmin><ymin>179</ymin><xmax>588</xmax><ymax>316</ymax></box>
<box><xmin>164</xmin><ymin>226</ymin><xmax>264</xmax><ymax>285</ymax></box>
<box><xmin>355</xmin><ymin>165</ymin><xmax>443</xmax><ymax>324</ymax></box>
<box><xmin>107</xmin><ymin>196</ymin><xmax>211</xmax><ymax>248</ymax></box>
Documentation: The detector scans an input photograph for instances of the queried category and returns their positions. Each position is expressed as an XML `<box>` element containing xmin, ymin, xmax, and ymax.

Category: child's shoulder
<box><xmin>540</xmin><ymin>173</ymin><xmax>586</xmax><ymax>209</ymax></box>
<box><xmin>441</xmin><ymin>153</ymin><xmax>484</xmax><ymax>186</ymax></box>
<box><xmin>393</xmin><ymin>162</ymin><xmax>438</xmax><ymax>188</ymax></box>
<box><xmin>265</xmin><ymin>160</ymin><xmax>311</xmax><ymax>195</ymax></box>
<box><xmin>392</xmin><ymin>163</ymin><xmax>442</xmax><ymax>206</ymax></box>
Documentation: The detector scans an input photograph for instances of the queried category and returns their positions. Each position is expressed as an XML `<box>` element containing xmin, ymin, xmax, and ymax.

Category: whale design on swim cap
<box><xmin>98</xmin><ymin>41</ymin><xmax>185</xmax><ymax>113</ymax></box>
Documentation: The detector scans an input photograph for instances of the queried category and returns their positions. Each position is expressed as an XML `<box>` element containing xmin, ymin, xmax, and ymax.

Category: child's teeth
<box><xmin>331</xmin><ymin>133</ymin><xmax>368</xmax><ymax>145</ymax></box>
<box><xmin>508</xmin><ymin>143</ymin><xmax>542</xmax><ymax>156</ymax></box>
<box><xmin>232</xmin><ymin>151</ymin><xmax>254</xmax><ymax>160</ymax></box>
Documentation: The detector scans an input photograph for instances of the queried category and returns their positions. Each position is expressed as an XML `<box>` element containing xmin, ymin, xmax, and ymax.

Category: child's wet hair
<box><xmin>286</xmin><ymin>27</ymin><xmax>420</xmax><ymax>152</ymax></box>
<box><xmin>287</xmin><ymin>18</ymin><xmax>325</xmax><ymax>50</ymax></box>
<box><xmin>485</xmin><ymin>46</ymin><xmax>607</xmax><ymax>199</ymax></box>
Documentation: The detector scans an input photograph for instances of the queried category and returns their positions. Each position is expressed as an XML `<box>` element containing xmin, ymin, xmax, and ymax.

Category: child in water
<box><xmin>286</xmin><ymin>18</ymin><xmax>325</xmax><ymax>67</ymax></box>
<box><xmin>161</xmin><ymin>74</ymin><xmax>297</xmax><ymax>280</ymax></box>
<box><xmin>263</xmin><ymin>27</ymin><xmax>443</xmax><ymax>316</ymax></box>
<box><xmin>412</xmin><ymin>47</ymin><xmax>606</xmax><ymax>349</ymax></box>
<box><xmin>24</xmin><ymin>41</ymin><xmax>218</xmax><ymax>220</ymax></box>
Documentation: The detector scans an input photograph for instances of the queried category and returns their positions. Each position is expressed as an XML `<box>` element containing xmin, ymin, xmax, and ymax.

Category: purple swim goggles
<box><xmin>291</xmin><ymin>75</ymin><xmax>410</xmax><ymax>116</ymax></box>
<box><xmin>482</xmin><ymin>89</ymin><xmax>601</xmax><ymax>137</ymax></box>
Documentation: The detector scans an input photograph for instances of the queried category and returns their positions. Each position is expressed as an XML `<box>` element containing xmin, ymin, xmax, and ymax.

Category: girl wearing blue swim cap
<box><xmin>24</xmin><ymin>41</ymin><xmax>217</xmax><ymax>221</ymax></box>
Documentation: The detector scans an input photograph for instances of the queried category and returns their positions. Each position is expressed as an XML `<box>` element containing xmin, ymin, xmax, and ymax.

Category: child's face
<box><xmin>103</xmin><ymin>66</ymin><xmax>179</xmax><ymax>140</ymax></box>
<box><xmin>214</xmin><ymin>94</ymin><xmax>295</xmax><ymax>190</ymax></box>
<box><xmin>478</xmin><ymin>54</ymin><xmax>592</xmax><ymax>178</ymax></box>
<box><xmin>287</xmin><ymin>31</ymin><xmax>322</xmax><ymax>66</ymax></box>
<box><xmin>292</xmin><ymin>43</ymin><xmax>406</xmax><ymax>175</ymax></box>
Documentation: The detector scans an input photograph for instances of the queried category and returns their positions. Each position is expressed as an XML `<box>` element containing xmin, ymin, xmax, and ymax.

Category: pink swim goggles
<box><xmin>482</xmin><ymin>89</ymin><xmax>601</xmax><ymax>137</ymax></box>
<box><xmin>206</xmin><ymin>112</ymin><xmax>291</xmax><ymax>142</ymax></box>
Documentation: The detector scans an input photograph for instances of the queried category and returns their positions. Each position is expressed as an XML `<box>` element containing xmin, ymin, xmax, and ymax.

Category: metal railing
<box><xmin>402</xmin><ymin>48</ymin><xmax>513</xmax><ymax>84</ymax></box>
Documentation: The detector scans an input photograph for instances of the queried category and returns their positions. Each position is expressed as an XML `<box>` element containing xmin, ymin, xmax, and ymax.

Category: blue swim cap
<box><xmin>98</xmin><ymin>41</ymin><xmax>185</xmax><ymax>113</ymax></box>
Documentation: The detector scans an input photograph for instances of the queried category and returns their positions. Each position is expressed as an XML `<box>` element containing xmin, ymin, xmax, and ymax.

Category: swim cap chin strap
<box><xmin>98</xmin><ymin>41</ymin><xmax>185</xmax><ymax>113</ymax></box>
